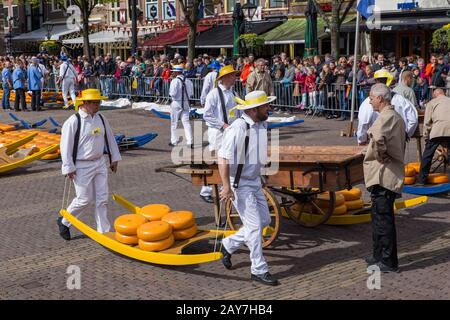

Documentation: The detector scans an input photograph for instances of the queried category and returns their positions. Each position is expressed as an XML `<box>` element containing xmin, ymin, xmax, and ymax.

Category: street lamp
<box><xmin>46</xmin><ymin>23</ymin><xmax>54</xmax><ymax>41</ymax></box>
<box><xmin>8</xmin><ymin>17</ymin><xmax>19</xmax><ymax>55</ymax></box>
<box><xmin>242</xmin><ymin>1</ymin><xmax>257</xmax><ymax>21</ymax></box>
<box><xmin>241</xmin><ymin>1</ymin><xmax>257</xmax><ymax>33</ymax></box>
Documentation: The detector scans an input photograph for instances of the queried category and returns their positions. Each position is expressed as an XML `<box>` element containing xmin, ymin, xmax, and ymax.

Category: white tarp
<box><xmin>101</xmin><ymin>98</ymin><xmax>131</xmax><ymax>108</ymax></box>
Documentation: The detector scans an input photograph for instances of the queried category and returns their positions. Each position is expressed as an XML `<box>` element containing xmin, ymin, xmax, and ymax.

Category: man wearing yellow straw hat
<box><xmin>57</xmin><ymin>89</ymin><xmax>122</xmax><ymax>240</ymax></box>
<box><xmin>200</xmin><ymin>64</ymin><xmax>239</xmax><ymax>203</ymax></box>
<box><xmin>218</xmin><ymin>90</ymin><xmax>279</xmax><ymax>286</ymax></box>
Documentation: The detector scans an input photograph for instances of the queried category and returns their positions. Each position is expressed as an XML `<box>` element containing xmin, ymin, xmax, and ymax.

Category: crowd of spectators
<box><xmin>1</xmin><ymin>49</ymin><xmax>449</xmax><ymax>117</ymax></box>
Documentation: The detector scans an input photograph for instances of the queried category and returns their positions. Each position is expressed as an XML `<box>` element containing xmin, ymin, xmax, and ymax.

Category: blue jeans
<box><xmin>2</xmin><ymin>85</ymin><xmax>11</xmax><ymax>109</ymax></box>
<box><xmin>101</xmin><ymin>77</ymin><xmax>113</xmax><ymax>97</ymax></box>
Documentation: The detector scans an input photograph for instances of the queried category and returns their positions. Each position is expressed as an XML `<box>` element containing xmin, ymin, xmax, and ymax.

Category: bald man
<box><xmin>417</xmin><ymin>89</ymin><xmax>450</xmax><ymax>185</ymax></box>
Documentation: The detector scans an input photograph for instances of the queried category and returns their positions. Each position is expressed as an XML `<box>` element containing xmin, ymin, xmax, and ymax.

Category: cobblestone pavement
<box><xmin>0</xmin><ymin>107</ymin><xmax>449</xmax><ymax>300</ymax></box>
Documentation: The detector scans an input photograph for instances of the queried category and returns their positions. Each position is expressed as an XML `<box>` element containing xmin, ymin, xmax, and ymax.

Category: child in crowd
<box><xmin>305</xmin><ymin>67</ymin><xmax>317</xmax><ymax>115</ymax></box>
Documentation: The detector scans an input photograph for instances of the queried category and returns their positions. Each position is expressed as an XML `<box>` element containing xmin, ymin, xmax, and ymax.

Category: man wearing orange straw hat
<box><xmin>218</xmin><ymin>90</ymin><xmax>279</xmax><ymax>286</ymax></box>
<box><xmin>58</xmin><ymin>89</ymin><xmax>122</xmax><ymax>240</ymax></box>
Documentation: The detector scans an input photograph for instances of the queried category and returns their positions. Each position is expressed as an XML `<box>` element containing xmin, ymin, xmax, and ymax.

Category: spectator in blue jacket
<box><xmin>27</xmin><ymin>57</ymin><xmax>44</xmax><ymax>111</ymax></box>
<box><xmin>2</xmin><ymin>61</ymin><xmax>13</xmax><ymax>110</ymax></box>
<box><xmin>12</xmin><ymin>60</ymin><xmax>27</xmax><ymax>111</ymax></box>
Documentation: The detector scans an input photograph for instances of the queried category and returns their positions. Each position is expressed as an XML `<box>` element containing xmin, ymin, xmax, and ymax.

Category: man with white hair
<box><xmin>27</xmin><ymin>57</ymin><xmax>44</xmax><ymax>111</ymax></box>
<box><xmin>357</xmin><ymin>70</ymin><xmax>418</xmax><ymax>145</ymax></box>
<box><xmin>364</xmin><ymin>83</ymin><xmax>405</xmax><ymax>273</ymax></box>
<box><xmin>168</xmin><ymin>65</ymin><xmax>194</xmax><ymax>147</ymax></box>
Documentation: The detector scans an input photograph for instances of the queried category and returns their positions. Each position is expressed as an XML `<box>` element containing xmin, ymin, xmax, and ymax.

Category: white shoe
<box><xmin>63</xmin><ymin>105</ymin><xmax>69</xmax><ymax>109</ymax></box>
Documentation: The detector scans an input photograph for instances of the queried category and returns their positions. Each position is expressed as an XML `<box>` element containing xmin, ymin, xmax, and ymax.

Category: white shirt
<box><xmin>38</xmin><ymin>63</ymin><xmax>49</xmax><ymax>79</ymax></box>
<box><xmin>200</xmin><ymin>71</ymin><xmax>218</xmax><ymax>106</ymax></box>
<box><xmin>169</xmin><ymin>75</ymin><xmax>194</xmax><ymax>110</ymax></box>
<box><xmin>59</xmin><ymin>62</ymin><xmax>78</xmax><ymax>81</ymax></box>
<box><xmin>357</xmin><ymin>94</ymin><xmax>418</xmax><ymax>144</ymax></box>
<box><xmin>218</xmin><ymin>113</ymin><xmax>268</xmax><ymax>188</ymax></box>
<box><xmin>61</xmin><ymin>109</ymin><xmax>122</xmax><ymax>175</ymax></box>
<box><xmin>203</xmin><ymin>84</ymin><xmax>238</xmax><ymax>130</ymax></box>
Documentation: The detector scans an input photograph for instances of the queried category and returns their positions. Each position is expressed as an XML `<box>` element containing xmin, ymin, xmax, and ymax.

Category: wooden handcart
<box><xmin>157</xmin><ymin>145</ymin><xmax>365</xmax><ymax>247</ymax></box>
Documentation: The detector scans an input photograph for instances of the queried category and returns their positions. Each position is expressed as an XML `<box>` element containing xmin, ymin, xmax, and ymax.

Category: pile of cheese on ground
<box><xmin>113</xmin><ymin>204</ymin><xmax>198</xmax><ymax>252</ymax></box>
<box><xmin>404</xmin><ymin>162</ymin><xmax>449</xmax><ymax>185</ymax></box>
<box><xmin>0</xmin><ymin>130</ymin><xmax>60</xmax><ymax>159</ymax></box>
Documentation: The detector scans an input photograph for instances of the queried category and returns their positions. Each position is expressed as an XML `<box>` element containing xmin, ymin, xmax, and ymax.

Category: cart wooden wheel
<box><xmin>225</xmin><ymin>187</ymin><xmax>281</xmax><ymax>248</ymax></box>
<box><xmin>284</xmin><ymin>190</ymin><xmax>336</xmax><ymax>228</ymax></box>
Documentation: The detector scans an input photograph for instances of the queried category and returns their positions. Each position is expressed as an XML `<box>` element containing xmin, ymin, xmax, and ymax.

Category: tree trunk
<box><xmin>330</xmin><ymin>2</ymin><xmax>340</xmax><ymax>60</ymax></box>
<box><xmin>187</xmin><ymin>26</ymin><xmax>196</xmax><ymax>64</ymax></box>
<box><xmin>0</xmin><ymin>2</ymin><xmax>5</xmax><ymax>55</ymax></box>
<box><xmin>81</xmin><ymin>6</ymin><xmax>91</xmax><ymax>61</ymax></box>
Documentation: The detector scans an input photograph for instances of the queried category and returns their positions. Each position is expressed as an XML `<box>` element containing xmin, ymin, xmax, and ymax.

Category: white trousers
<box><xmin>200</xmin><ymin>127</ymin><xmax>224</xmax><ymax>197</ymax></box>
<box><xmin>62</xmin><ymin>158</ymin><xmax>111</xmax><ymax>233</ymax></box>
<box><xmin>62</xmin><ymin>80</ymin><xmax>76</xmax><ymax>108</ymax></box>
<box><xmin>170</xmin><ymin>104</ymin><xmax>192</xmax><ymax>145</ymax></box>
<box><xmin>222</xmin><ymin>185</ymin><xmax>271</xmax><ymax>275</ymax></box>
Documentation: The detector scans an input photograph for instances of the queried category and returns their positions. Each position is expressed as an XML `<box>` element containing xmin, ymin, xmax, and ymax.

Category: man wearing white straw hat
<box><xmin>168</xmin><ymin>65</ymin><xmax>194</xmax><ymax>147</ymax></box>
<box><xmin>218</xmin><ymin>90</ymin><xmax>279</xmax><ymax>286</ymax></box>
<box><xmin>200</xmin><ymin>65</ymin><xmax>239</xmax><ymax>203</ymax></box>
<box><xmin>57</xmin><ymin>89</ymin><xmax>122</xmax><ymax>240</ymax></box>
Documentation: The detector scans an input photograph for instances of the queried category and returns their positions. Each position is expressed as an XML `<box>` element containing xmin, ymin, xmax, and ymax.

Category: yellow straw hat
<box><xmin>233</xmin><ymin>91</ymin><xmax>276</xmax><ymax>111</ymax></box>
<box><xmin>216</xmin><ymin>65</ymin><xmax>238</xmax><ymax>82</ymax></box>
<box><xmin>75</xmin><ymin>89</ymin><xmax>107</xmax><ymax>111</ymax></box>
<box><xmin>374</xmin><ymin>70</ymin><xmax>394</xmax><ymax>87</ymax></box>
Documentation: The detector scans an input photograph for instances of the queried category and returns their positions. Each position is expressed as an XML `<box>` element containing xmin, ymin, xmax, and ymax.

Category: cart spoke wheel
<box><xmin>225</xmin><ymin>187</ymin><xmax>281</xmax><ymax>248</ymax></box>
<box><xmin>286</xmin><ymin>192</ymin><xmax>335</xmax><ymax>228</ymax></box>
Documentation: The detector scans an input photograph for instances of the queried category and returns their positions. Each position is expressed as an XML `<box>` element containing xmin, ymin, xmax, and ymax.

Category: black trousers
<box><xmin>417</xmin><ymin>137</ymin><xmax>450</xmax><ymax>183</ymax></box>
<box><xmin>31</xmin><ymin>90</ymin><xmax>41</xmax><ymax>111</ymax></box>
<box><xmin>370</xmin><ymin>185</ymin><xmax>398</xmax><ymax>268</ymax></box>
<box><xmin>14</xmin><ymin>88</ymin><xmax>27</xmax><ymax>111</ymax></box>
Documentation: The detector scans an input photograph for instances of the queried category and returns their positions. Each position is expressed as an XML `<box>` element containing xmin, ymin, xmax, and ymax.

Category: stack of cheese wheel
<box><xmin>404</xmin><ymin>162</ymin><xmax>419</xmax><ymax>185</ymax></box>
<box><xmin>404</xmin><ymin>162</ymin><xmax>449</xmax><ymax>185</ymax></box>
<box><xmin>162</xmin><ymin>211</ymin><xmax>198</xmax><ymax>240</ymax></box>
<box><xmin>138</xmin><ymin>204</ymin><xmax>171</xmax><ymax>221</ymax></box>
<box><xmin>137</xmin><ymin>220</ymin><xmax>174</xmax><ymax>252</ymax></box>
<box><xmin>337</xmin><ymin>187</ymin><xmax>364</xmax><ymax>212</ymax></box>
<box><xmin>315</xmin><ymin>192</ymin><xmax>347</xmax><ymax>215</ymax></box>
<box><xmin>114</xmin><ymin>214</ymin><xmax>147</xmax><ymax>245</ymax></box>
<box><xmin>426</xmin><ymin>173</ymin><xmax>449</xmax><ymax>184</ymax></box>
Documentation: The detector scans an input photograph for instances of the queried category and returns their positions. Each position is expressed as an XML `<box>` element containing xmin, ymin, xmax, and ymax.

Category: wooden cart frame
<box><xmin>157</xmin><ymin>146</ymin><xmax>365</xmax><ymax>247</ymax></box>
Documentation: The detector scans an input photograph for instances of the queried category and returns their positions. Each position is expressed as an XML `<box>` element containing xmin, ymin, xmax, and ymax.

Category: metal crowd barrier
<box><xmin>42</xmin><ymin>73</ymin><xmax>450</xmax><ymax>113</ymax></box>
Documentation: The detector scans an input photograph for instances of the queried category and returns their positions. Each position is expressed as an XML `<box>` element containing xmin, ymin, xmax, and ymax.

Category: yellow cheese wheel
<box><xmin>138</xmin><ymin>234</ymin><xmax>175</xmax><ymax>252</ymax></box>
<box><xmin>114</xmin><ymin>214</ymin><xmax>147</xmax><ymax>236</ymax></box>
<box><xmin>332</xmin><ymin>204</ymin><xmax>348</xmax><ymax>215</ymax></box>
<box><xmin>404</xmin><ymin>166</ymin><xmax>417</xmax><ymax>177</ymax></box>
<box><xmin>115</xmin><ymin>232</ymin><xmax>139</xmax><ymax>245</ymax></box>
<box><xmin>404</xmin><ymin>176</ymin><xmax>416</xmax><ymax>185</ymax></box>
<box><xmin>407</xmin><ymin>162</ymin><xmax>421</xmax><ymax>173</ymax></box>
<box><xmin>427</xmin><ymin>173</ymin><xmax>449</xmax><ymax>184</ymax></box>
<box><xmin>137</xmin><ymin>221</ymin><xmax>172</xmax><ymax>242</ymax></box>
<box><xmin>316</xmin><ymin>193</ymin><xmax>345</xmax><ymax>208</ymax></box>
<box><xmin>345</xmin><ymin>198</ymin><xmax>364</xmax><ymax>210</ymax></box>
<box><xmin>139</xmin><ymin>204</ymin><xmax>171</xmax><ymax>221</ymax></box>
<box><xmin>162</xmin><ymin>211</ymin><xmax>195</xmax><ymax>230</ymax></box>
<box><xmin>337</xmin><ymin>188</ymin><xmax>362</xmax><ymax>201</ymax></box>
<box><xmin>173</xmin><ymin>224</ymin><xmax>198</xmax><ymax>240</ymax></box>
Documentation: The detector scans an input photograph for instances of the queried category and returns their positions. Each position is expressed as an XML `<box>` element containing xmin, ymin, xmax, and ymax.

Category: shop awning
<box><xmin>12</xmin><ymin>18</ymin><xmax>102</xmax><ymax>42</ymax></box>
<box><xmin>170</xmin><ymin>21</ymin><xmax>282</xmax><ymax>49</ymax></box>
<box><xmin>262</xmin><ymin>15</ymin><xmax>355</xmax><ymax>45</ymax></box>
<box><xmin>142</xmin><ymin>25</ymin><xmax>211</xmax><ymax>50</ymax></box>
<box><xmin>341</xmin><ymin>13</ymin><xmax>450</xmax><ymax>32</ymax></box>
<box><xmin>62</xmin><ymin>29</ymin><xmax>155</xmax><ymax>46</ymax></box>
<box><xmin>12</xmin><ymin>24</ymin><xmax>80</xmax><ymax>41</ymax></box>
